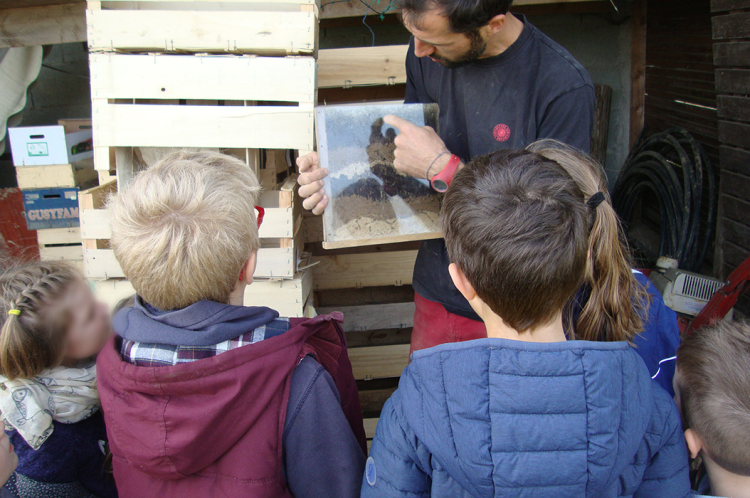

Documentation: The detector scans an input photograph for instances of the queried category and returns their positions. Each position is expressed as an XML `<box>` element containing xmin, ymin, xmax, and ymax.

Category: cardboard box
<box><xmin>8</xmin><ymin>125</ymin><xmax>93</xmax><ymax>167</ymax></box>
<box><xmin>23</xmin><ymin>188</ymin><xmax>80</xmax><ymax>230</ymax></box>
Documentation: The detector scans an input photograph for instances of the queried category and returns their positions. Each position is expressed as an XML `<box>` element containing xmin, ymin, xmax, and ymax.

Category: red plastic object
<box><xmin>0</xmin><ymin>188</ymin><xmax>39</xmax><ymax>262</ymax></box>
<box><xmin>686</xmin><ymin>256</ymin><xmax>750</xmax><ymax>335</ymax></box>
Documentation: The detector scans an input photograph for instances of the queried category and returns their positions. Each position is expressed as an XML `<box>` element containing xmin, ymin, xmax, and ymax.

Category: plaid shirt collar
<box><xmin>121</xmin><ymin>318</ymin><xmax>291</xmax><ymax>367</ymax></box>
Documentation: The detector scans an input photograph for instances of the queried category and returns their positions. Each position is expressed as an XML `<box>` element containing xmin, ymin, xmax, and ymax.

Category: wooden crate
<box><xmin>16</xmin><ymin>162</ymin><xmax>98</xmax><ymax>190</ymax></box>
<box><xmin>86</xmin><ymin>0</ymin><xmax>318</xmax><ymax>55</ymax></box>
<box><xmin>79</xmin><ymin>177</ymin><xmax>303</xmax><ymax>280</ymax></box>
<box><xmin>88</xmin><ymin>53</ymin><xmax>316</xmax><ymax>179</ymax></box>
<box><xmin>317</xmin><ymin>45</ymin><xmax>408</xmax><ymax>89</ymax></box>
<box><xmin>37</xmin><ymin>227</ymin><xmax>84</xmax><ymax>271</ymax></box>
<box><xmin>91</xmin><ymin>269</ymin><xmax>313</xmax><ymax>317</ymax></box>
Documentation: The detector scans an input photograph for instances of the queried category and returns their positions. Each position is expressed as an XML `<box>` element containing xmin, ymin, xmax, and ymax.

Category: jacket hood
<box><xmin>399</xmin><ymin>338</ymin><xmax>656</xmax><ymax>496</ymax></box>
<box><xmin>98</xmin><ymin>311</ymin><xmax>344</xmax><ymax>481</ymax></box>
<box><xmin>113</xmin><ymin>297</ymin><xmax>280</xmax><ymax>346</ymax></box>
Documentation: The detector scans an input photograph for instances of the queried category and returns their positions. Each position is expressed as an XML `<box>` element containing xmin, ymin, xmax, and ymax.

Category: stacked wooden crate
<box><xmin>15</xmin><ymin>119</ymin><xmax>98</xmax><ymax>271</ymax></box>
<box><xmin>83</xmin><ymin>0</ymin><xmax>318</xmax><ymax>315</ymax></box>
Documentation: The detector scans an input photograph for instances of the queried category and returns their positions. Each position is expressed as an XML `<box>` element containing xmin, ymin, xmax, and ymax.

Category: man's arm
<box><xmin>537</xmin><ymin>85</ymin><xmax>596</xmax><ymax>154</ymax></box>
<box><xmin>283</xmin><ymin>357</ymin><xmax>365</xmax><ymax>498</ymax></box>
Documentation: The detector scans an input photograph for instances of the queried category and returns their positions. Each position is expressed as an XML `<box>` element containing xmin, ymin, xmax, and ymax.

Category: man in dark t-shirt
<box><xmin>298</xmin><ymin>0</ymin><xmax>595</xmax><ymax>352</ymax></box>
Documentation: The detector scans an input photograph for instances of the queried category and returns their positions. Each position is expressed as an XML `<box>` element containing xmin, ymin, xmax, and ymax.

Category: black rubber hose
<box><xmin>612</xmin><ymin>127</ymin><xmax>716</xmax><ymax>272</ymax></box>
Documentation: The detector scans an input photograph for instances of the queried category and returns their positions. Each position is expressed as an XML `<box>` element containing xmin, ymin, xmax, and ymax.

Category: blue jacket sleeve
<box><xmin>283</xmin><ymin>356</ymin><xmax>365</xmax><ymax>498</ymax></box>
<box><xmin>634</xmin><ymin>386</ymin><xmax>691</xmax><ymax>498</ymax></box>
<box><xmin>537</xmin><ymin>84</ymin><xmax>595</xmax><ymax>153</ymax></box>
<box><xmin>361</xmin><ymin>391</ymin><xmax>431</xmax><ymax>498</ymax></box>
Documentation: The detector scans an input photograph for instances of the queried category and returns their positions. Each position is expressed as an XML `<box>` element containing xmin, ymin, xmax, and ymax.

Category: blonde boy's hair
<box><xmin>109</xmin><ymin>151</ymin><xmax>261</xmax><ymax>310</ymax></box>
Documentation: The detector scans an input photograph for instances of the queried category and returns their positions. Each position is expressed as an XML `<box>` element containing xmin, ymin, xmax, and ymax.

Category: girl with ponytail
<box><xmin>0</xmin><ymin>261</ymin><xmax>117</xmax><ymax>498</ymax></box>
<box><xmin>528</xmin><ymin>140</ymin><xmax>681</xmax><ymax>394</ymax></box>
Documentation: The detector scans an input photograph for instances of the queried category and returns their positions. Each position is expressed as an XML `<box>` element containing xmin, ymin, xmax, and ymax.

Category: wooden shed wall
<box><xmin>712</xmin><ymin>0</ymin><xmax>750</xmax><ymax>315</ymax></box>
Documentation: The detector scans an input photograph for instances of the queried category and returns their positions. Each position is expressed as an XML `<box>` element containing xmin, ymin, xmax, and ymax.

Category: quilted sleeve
<box><xmin>360</xmin><ymin>391</ymin><xmax>431</xmax><ymax>498</ymax></box>
<box><xmin>634</xmin><ymin>386</ymin><xmax>691</xmax><ymax>498</ymax></box>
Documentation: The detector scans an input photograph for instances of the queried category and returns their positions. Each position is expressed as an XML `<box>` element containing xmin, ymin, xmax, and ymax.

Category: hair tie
<box><xmin>587</xmin><ymin>192</ymin><xmax>606</xmax><ymax>209</ymax></box>
<box><xmin>7</xmin><ymin>309</ymin><xmax>20</xmax><ymax>316</ymax></box>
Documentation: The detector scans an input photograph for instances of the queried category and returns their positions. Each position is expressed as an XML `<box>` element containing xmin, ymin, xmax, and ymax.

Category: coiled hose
<box><xmin>612</xmin><ymin>128</ymin><xmax>716</xmax><ymax>272</ymax></box>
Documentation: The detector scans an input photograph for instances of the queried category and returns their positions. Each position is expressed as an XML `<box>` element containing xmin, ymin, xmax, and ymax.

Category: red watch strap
<box><xmin>431</xmin><ymin>154</ymin><xmax>461</xmax><ymax>192</ymax></box>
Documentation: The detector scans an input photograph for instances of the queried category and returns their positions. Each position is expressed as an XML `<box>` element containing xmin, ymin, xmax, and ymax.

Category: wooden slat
<box><xmin>0</xmin><ymin>2</ymin><xmax>86</xmax><ymax>48</ymax></box>
<box><xmin>37</xmin><ymin>227</ymin><xmax>82</xmax><ymax>246</ymax></box>
<box><xmin>723</xmin><ymin>218</ymin><xmax>750</xmax><ymax>250</ymax></box>
<box><xmin>711</xmin><ymin>0</ymin><xmax>750</xmax><ymax>12</ymax></box>
<box><xmin>317</xmin><ymin>45</ymin><xmax>408</xmax><ymax>88</ymax></box>
<box><xmin>349</xmin><ymin>344</ymin><xmax>410</xmax><ymax>380</ymax></box>
<box><xmin>87</xmin><ymin>9</ymin><xmax>316</xmax><ymax>54</ymax></box>
<box><xmin>720</xmin><ymin>145</ymin><xmax>750</xmax><ymax>175</ymax></box>
<box><xmin>83</xmin><ymin>246</ymin><xmax>296</xmax><ymax>279</ymax></box>
<box><xmin>715</xmin><ymin>69</ymin><xmax>750</xmax><ymax>94</ymax></box>
<box><xmin>630</xmin><ymin>0</ymin><xmax>646</xmax><ymax>147</ymax></box>
<box><xmin>714</xmin><ymin>42</ymin><xmax>750</xmax><ymax>67</ymax></box>
<box><xmin>318</xmin><ymin>302</ymin><xmax>414</xmax><ymax>332</ymax></box>
<box><xmin>315</xmin><ymin>285</ymin><xmax>414</xmax><ymax>307</ymax></box>
<box><xmin>312</xmin><ymin>250</ymin><xmax>418</xmax><ymax>290</ymax></box>
<box><xmin>719</xmin><ymin>120</ymin><xmax>750</xmax><ymax>149</ymax></box>
<box><xmin>98</xmin><ymin>0</ymin><xmax>315</xmax><ymax>4</ymax></box>
<box><xmin>364</xmin><ymin>418</ymin><xmax>378</xmax><ymax>439</ymax></box>
<box><xmin>347</xmin><ymin>327</ymin><xmax>412</xmax><ymax>348</ymax></box>
<box><xmin>92</xmin><ymin>103</ymin><xmax>314</xmax><ymax>150</ymax></box>
<box><xmin>359</xmin><ymin>384</ymin><xmax>397</xmax><ymax>414</ymax></box>
<box><xmin>720</xmin><ymin>170</ymin><xmax>750</xmax><ymax>203</ymax></box>
<box><xmin>245</xmin><ymin>270</ymin><xmax>313</xmax><ymax>317</ymax></box>
<box><xmin>89</xmin><ymin>54</ymin><xmax>315</xmax><ymax>103</ymax></box>
<box><xmin>721</xmin><ymin>194</ymin><xmax>750</xmax><ymax>226</ymax></box>
<box><xmin>712</xmin><ymin>12</ymin><xmax>750</xmax><ymax>40</ymax></box>
<box><xmin>319</xmin><ymin>84</ymin><xmax>407</xmax><ymax>105</ymax></box>
<box><xmin>40</xmin><ymin>245</ymin><xmax>83</xmax><ymax>263</ymax></box>
<box><xmin>16</xmin><ymin>163</ymin><xmax>98</xmax><ymax>190</ymax></box>
<box><xmin>591</xmin><ymin>84</ymin><xmax>611</xmax><ymax>165</ymax></box>
<box><xmin>717</xmin><ymin>96</ymin><xmax>750</xmax><ymax>122</ymax></box>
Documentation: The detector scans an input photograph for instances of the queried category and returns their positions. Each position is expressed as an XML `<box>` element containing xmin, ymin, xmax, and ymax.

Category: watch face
<box><xmin>432</xmin><ymin>179</ymin><xmax>448</xmax><ymax>193</ymax></box>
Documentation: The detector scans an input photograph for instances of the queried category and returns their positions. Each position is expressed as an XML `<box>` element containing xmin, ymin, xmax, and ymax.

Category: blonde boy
<box><xmin>96</xmin><ymin>151</ymin><xmax>365</xmax><ymax>498</ymax></box>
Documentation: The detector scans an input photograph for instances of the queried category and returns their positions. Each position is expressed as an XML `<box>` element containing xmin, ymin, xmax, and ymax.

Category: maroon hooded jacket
<box><xmin>97</xmin><ymin>312</ymin><xmax>365</xmax><ymax>497</ymax></box>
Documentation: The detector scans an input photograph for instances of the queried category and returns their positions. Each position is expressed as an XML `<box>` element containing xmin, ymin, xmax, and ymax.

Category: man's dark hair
<box><xmin>399</xmin><ymin>0</ymin><xmax>513</xmax><ymax>33</ymax></box>
<box><xmin>441</xmin><ymin>149</ymin><xmax>590</xmax><ymax>332</ymax></box>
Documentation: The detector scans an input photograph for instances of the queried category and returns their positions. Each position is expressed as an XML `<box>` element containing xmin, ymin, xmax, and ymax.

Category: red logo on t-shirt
<box><xmin>493</xmin><ymin>124</ymin><xmax>511</xmax><ymax>142</ymax></box>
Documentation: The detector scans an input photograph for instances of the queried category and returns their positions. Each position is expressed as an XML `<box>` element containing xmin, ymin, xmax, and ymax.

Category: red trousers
<box><xmin>410</xmin><ymin>292</ymin><xmax>487</xmax><ymax>354</ymax></box>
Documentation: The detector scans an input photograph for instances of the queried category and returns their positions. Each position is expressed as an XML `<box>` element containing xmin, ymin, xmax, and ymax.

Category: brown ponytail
<box><xmin>0</xmin><ymin>261</ymin><xmax>83</xmax><ymax>380</ymax></box>
<box><xmin>527</xmin><ymin>140</ymin><xmax>649</xmax><ymax>343</ymax></box>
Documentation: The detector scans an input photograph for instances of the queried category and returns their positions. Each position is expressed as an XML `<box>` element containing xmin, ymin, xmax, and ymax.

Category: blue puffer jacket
<box><xmin>363</xmin><ymin>338</ymin><xmax>690</xmax><ymax>498</ymax></box>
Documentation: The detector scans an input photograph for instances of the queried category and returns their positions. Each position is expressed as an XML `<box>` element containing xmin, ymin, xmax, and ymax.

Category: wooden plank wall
<box><xmin>640</xmin><ymin>0</ymin><xmax>720</xmax><ymax>271</ymax></box>
<box><xmin>712</xmin><ymin>0</ymin><xmax>750</xmax><ymax>315</ymax></box>
<box><xmin>644</xmin><ymin>0</ymin><xmax>719</xmax><ymax>163</ymax></box>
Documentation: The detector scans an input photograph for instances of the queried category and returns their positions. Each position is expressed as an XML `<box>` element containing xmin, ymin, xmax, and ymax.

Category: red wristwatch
<box><xmin>430</xmin><ymin>154</ymin><xmax>461</xmax><ymax>193</ymax></box>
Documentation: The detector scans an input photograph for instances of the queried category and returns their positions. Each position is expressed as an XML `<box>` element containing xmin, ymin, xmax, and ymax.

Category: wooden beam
<box><xmin>37</xmin><ymin>227</ymin><xmax>81</xmax><ymax>246</ymax></box>
<box><xmin>92</xmin><ymin>103</ymin><xmax>314</xmax><ymax>150</ymax></box>
<box><xmin>317</xmin><ymin>45</ymin><xmax>408</xmax><ymax>88</ymax></box>
<box><xmin>349</xmin><ymin>344</ymin><xmax>410</xmax><ymax>380</ymax></box>
<box><xmin>0</xmin><ymin>2</ymin><xmax>86</xmax><ymax>48</ymax></box>
<box><xmin>591</xmin><ymin>84</ymin><xmax>612</xmax><ymax>165</ymax></box>
<box><xmin>89</xmin><ymin>54</ymin><xmax>315</xmax><ymax>104</ymax></box>
<box><xmin>318</xmin><ymin>301</ymin><xmax>415</xmax><ymax>331</ymax></box>
<box><xmin>629</xmin><ymin>0</ymin><xmax>646</xmax><ymax>148</ymax></box>
<box><xmin>87</xmin><ymin>8</ymin><xmax>316</xmax><ymax>54</ymax></box>
<box><xmin>312</xmin><ymin>250</ymin><xmax>418</xmax><ymax>289</ymax></box>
